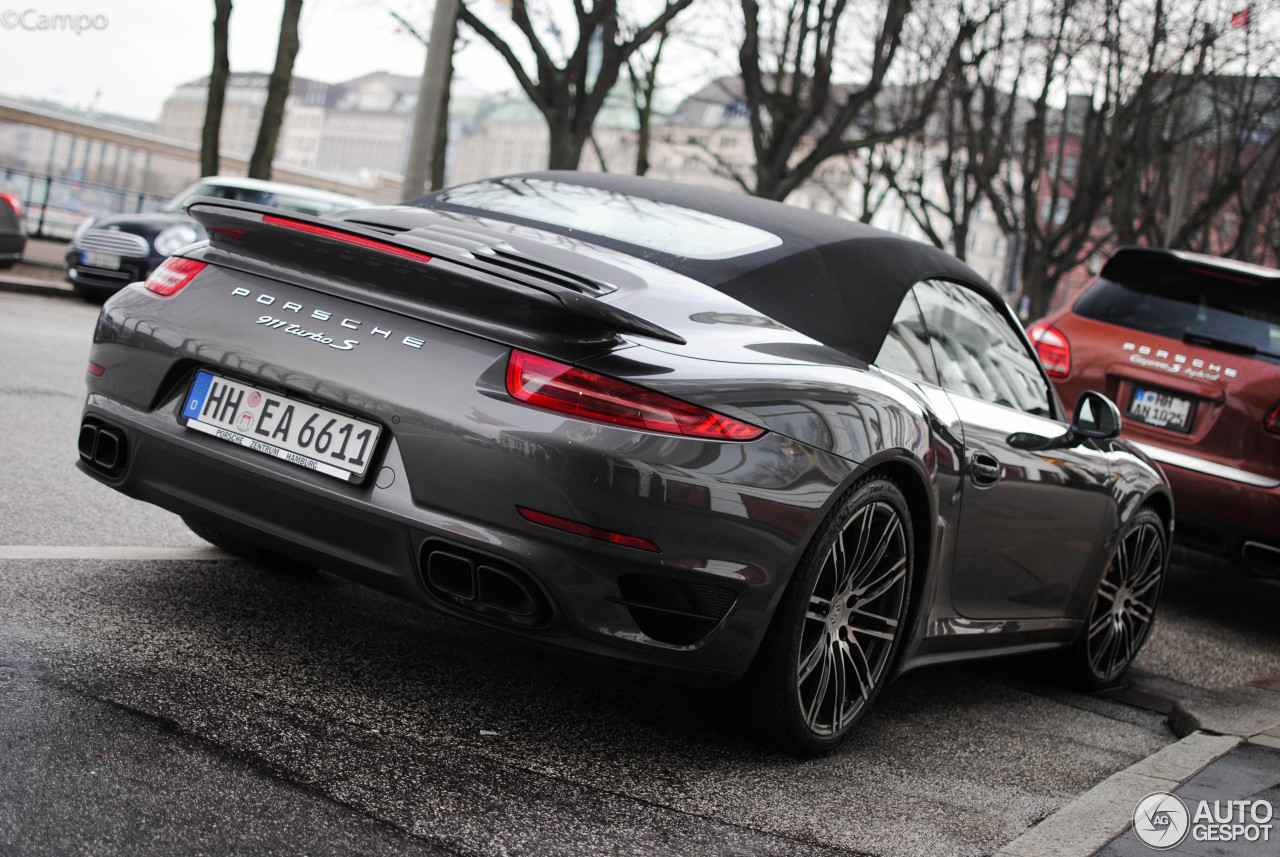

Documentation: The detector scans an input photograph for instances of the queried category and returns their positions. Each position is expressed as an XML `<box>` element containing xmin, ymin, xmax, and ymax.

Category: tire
<box><xmin>748</xmin><ymin>476</ymin><xmax>914</xmax><ymax>753</ymax></box>
<box><xmin>184</xmin><ymin>517</ymin><xmax>314</xmax><ymax>575</ymax></box>
<box><xmin>1071</xmin><ymin>507</ymin><xmax>1167</xmax><ymax>689</ymax></box>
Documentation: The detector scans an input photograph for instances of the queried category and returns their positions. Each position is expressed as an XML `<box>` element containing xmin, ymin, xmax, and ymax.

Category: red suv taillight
<box><xmin>1027</xmin><ymin>321</ymin><xmax>1072</xmax><ymax>378</ymax></box>
<box><xmin>1266</xmin><ymin>402</ymin><xmax>1280</xmax><ymax>435</ymax></box>
<box><xmin>506</xmin><ymin>350</ymin><xmax>764</xmax><ymax>441</ymax></box>
<box><xmin>144</xmin><ymin>257</ymin><xmax>207</xmax><ymax>296</ymax></box>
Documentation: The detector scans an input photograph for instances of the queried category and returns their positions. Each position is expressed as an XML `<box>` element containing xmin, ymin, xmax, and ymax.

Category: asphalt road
<box><xmin>2</xmin><ymin>290</ymin><xmax>1277</xmax><ymax>856</ymax></box>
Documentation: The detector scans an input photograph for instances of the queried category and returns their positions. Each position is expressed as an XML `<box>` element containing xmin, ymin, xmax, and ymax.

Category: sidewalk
<box><xmin>998</xmin><ymin>680</ymin><xmax>1280</xmax><ymax>856</ymax></box>
<box><xmin>2</xmin><ymin>247</ymin><xmax>1278</xmax><ymax>857</ymax></box>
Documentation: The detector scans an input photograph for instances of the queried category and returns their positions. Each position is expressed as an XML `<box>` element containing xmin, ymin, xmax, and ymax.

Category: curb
<box><xmin>1169</xmin><ymin>683</ymin><xmax>1280</xmax><ymax>742</ymax></box>
<box><xmin>996</xmin><ymin>682</ymin><xmax>1280</xmax><ymax>857</ymax></box>
<box><xmin>995</xmin><ymin>732</ymin><xmax>1240</xmax><ymax>857</ymax></box>
<box><xmin>0</xmin><ymin>274</ymin><xmax>80</xmax><ymax>300</ymax></box>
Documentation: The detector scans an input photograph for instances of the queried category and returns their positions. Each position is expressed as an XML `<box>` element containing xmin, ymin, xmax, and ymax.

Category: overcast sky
<box><xmin>0</xmin><ymin>0</ymin><xmax>523</xmax><ymax>121</ymax></box>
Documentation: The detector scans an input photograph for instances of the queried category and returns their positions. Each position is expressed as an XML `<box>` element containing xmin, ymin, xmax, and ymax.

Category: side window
<box><xmin>913</xmin><ymin>280</ymin><xmax>1052</xmax><ymax>416</ymax></box>
<box><xmin>874</xmin><ymin>292</ymin><xmax>938</xmax><ymax>385</ymax></box>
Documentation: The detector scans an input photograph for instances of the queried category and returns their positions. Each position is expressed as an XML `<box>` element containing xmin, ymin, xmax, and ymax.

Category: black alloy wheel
<box><xmin>1074</xmin><ymin>507</ymin><xmax>1167</xmax><ymax>687</ymax></box>
<box><xmin>750</xmin><ymin>476</ymin><xmax>913</xmax><ymax>753</ymax></box>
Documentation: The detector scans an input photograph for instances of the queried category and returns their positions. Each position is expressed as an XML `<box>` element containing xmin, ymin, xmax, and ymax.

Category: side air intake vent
<box><xmin>613</xmin><ymin>574</ymin><xmax>738</xmax><ymax>646</ymax></box>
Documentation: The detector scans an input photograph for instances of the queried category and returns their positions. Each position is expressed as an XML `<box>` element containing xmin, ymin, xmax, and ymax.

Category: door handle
<box><xmin>969</xmin><ymin>451</ymin><xmax>1002</xmax><ymax>486</ymax></box>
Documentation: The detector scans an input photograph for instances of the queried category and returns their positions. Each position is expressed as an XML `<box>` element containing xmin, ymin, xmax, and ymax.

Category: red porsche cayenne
<box><xmin>1030</xmin><ymin>247</ymin><xmax>1280</xmax><ymax>572</ymax></box>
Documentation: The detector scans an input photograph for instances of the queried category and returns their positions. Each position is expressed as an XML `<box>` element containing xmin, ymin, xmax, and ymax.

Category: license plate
<box><xmin>181</xmin><ymin>371</ymin><xmax>381</xmax><ymax>482</ymax></box>
<box><xmin>1127</xmin><ymin>387</ymin><xmax>1195</xmax><ymax>433</ymax></box>
<box><xmin>82</xmin><ymin>251</ymin><xmax>120</xmax><ymax>269</ymax></box>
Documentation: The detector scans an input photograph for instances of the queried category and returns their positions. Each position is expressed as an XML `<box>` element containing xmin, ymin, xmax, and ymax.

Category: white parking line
<box><xmin>0</xmin><ymin>546</ymin><xmax>235</xmax><ymax>561</ymax></box>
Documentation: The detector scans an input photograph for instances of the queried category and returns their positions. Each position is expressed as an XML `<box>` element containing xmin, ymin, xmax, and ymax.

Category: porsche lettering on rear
<box><xmin>233</xmin><ymin>287</ymin><xmax>428</xmax><ymax>351</ymax></box>
<box><xmin>1122</xmin><ymin>342</ymin><xmax>1238</xmax><ymax>381</ymax></box>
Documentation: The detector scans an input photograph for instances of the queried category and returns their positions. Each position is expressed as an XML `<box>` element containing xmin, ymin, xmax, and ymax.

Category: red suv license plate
<box><xmin>1127</xmin><ymin>387</ymin><xmax>1195</xmax><ymax>433</ymax></box>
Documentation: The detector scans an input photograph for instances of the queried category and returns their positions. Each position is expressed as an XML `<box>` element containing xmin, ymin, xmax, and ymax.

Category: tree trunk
<box><xmin>629</xmin><ymin>26</ymin><xmax>667</xmax><ymax>177</ymax></box>
<box><xmin>248</xmin><ymin>0</ymin><xmax>303</xmax><ymax>180</ymax></box>
<box><xmin>429</xmin><ymin>15</ymin><xmax>456</xmax><ymax>191</ymax></box>
<box><xmin>1019</xmin><ymin>258</ymin><xmax>1054</xmax><ymax>322</ymax></box>
<box><xmin>200</xmin><ymin>0</ymin><xmax>232</xmax><ymax>178</ymax></box>
<box><xmin>546</xmin><ymin>104</ymin><xmax>584</xmax><ymax>170</ymax></box>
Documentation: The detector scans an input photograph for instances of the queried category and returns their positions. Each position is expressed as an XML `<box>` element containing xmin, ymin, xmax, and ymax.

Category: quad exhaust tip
<box><xmin>78</xmin><ymin>419</ymin><xmax>128</xmax><ymax>476</ymax></box>
<box><xmin>422</xmin><ymin>541</ymin><xmax>552</xmax><ymax>629</ymax></box>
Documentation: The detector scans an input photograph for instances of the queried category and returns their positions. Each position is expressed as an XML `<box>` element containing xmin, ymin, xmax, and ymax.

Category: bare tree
<box><xmin>868</xmin><ymin>2</ymin><xmax>1027</xmax><ymax>268</ymax></box>
<box><xmin>248</xmin><ymin>0</ymin><xmax>304</xmax><ymax>180</ymax></box>
<box><xmin>732</xmin><ymin>0</ymin><xmax>978</xmax><ymax>201</ymax></box>
<box><xmin>1124</xmin><ymin>73</ymin><xmax>1280</xmax><ymax>263</ymax></box>
<box><xmin>457</xmin><ymin>0</ymin><xmax>695</xmax><ymax>170</ymax></box>
<box><xmin>625</xmin><ymin>24</ymin><xmax>670</xmax><ymax>176</ymax></box>
<box><xmin>1010</xmin><ymin>0</ymin><xmax>1280</xmax><ymax>318</ymax></box>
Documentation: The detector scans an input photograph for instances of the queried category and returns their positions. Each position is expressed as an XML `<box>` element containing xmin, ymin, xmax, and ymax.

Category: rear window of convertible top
<box><xmin>437</xmin><ymin>177</ymin><xmax>783</xmax><ymax>261</ymax></box>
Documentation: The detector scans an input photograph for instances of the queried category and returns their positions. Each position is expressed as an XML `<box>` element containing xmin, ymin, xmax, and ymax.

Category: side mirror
<box><xmin>1007</xmin><ymin>391</ymin><xmax>1122</xmax><ymax>451</ymax></box>
<box><xmin>1071</xmin><ymin>391</ymin><xmax>1122</xmax><ymax>440</ymax></box>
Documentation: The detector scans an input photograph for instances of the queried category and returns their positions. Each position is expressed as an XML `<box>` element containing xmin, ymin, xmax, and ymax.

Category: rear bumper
<box><xmin>65</xmin><ymin>247</ymin><xmax>155</xmax><ymax>294</ymax></box>
<box><xmin>78</xmin><ymin>379</ymin><xmax>848</xmax><ymax>682</ymax></box>
<box><xmin>1136</xmin><ymin>442</ymin><xmax>1280</xmax><ymax>566</ymax></box>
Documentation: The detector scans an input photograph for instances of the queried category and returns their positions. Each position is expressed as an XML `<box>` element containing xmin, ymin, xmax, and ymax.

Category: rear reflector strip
<box><xmin>263</xmin><ymin>214</ymin><xmax>433</xmax><ymax>264</ymax></box>
<box><xmin>1266</xmin><ymin>402</ymin><xmax>1280</xmax><ymax>435</ymax></box>
<box><xmin>517</xmin><ymin>507</ymin><xmax>660</xmax><ymax>553</ymax></box>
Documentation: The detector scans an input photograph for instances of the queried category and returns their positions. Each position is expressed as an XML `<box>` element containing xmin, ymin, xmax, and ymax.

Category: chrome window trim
<box><xmin>1132</xmin><ymin>441</ymin><xmax>1280</xmax><ymax>489</ymax></box>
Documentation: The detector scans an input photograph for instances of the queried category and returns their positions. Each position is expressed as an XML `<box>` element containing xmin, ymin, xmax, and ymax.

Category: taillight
<box><xmin>0</xmin><ymin>191</ymin><xmax>23</xmax><ymax>219</ymax></box>
<box><xmin>1266</xmin><ymin>402</ymin><xmax>1280</xmax><ymax>435</ymax></box>
<box><xmin>1027</xmin><ymin>321</ymin><xmax>1071</xmax><ymax>378</ymax></box>
<box><xmin>144</xmin><ymin>257</ymin><xmax>207</xmax><ymax>296</ymax></box>
<box><xmin>506</xmin><ymin>350</ymin><xmax>764</xmax><ymax>441</ymax></box>
<box><xmin>262</xmin><ymin>215</ymin><xmax>433</xmax><ymax>264</ymax></box>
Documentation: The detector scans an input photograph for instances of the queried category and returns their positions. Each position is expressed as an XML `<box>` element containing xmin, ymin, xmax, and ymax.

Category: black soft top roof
<box><xmin>415</xmin><ymin>171</ymin><xmax>997</xmax><ymax>361</ymax></box>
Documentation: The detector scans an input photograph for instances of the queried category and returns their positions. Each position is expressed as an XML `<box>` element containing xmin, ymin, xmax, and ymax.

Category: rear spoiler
<box><xmin>1101</xmin><ymin>246</ymin><xmax>1280</xmax><ymax>287</ymax></box>
<box><xmin>184</xmin><ymin>198</ymin><xmax>686</xmax><ymax>345</ymax></box>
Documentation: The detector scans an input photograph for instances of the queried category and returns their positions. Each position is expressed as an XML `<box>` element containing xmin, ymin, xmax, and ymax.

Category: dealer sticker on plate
<box><xmin>182</xmin><ymin>370</ymin><xmax>380</xmax><ymax>482</ymax></box>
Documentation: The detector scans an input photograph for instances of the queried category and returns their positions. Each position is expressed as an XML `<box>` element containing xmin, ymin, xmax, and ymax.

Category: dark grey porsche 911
<box><xmin>78</xmin><ymin>172</ymin><xmax>1172</xmax><ymax>752</ymax></box>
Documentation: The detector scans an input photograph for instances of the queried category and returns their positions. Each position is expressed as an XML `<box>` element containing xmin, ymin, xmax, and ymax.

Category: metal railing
<box><xmin>1</xmin><ymin>166</ymin><xmax>169</xmax><ymax>240</ymax></box>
